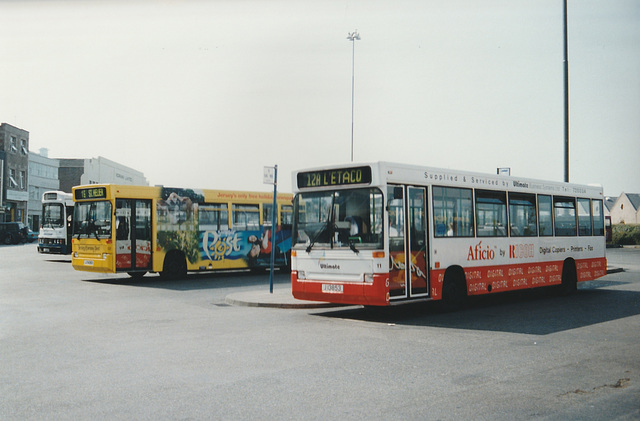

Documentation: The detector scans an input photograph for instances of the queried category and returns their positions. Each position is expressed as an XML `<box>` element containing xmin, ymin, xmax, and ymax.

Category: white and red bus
<box><xmin>290</xmin><ymin>162</ymin><xmax>606</xmax><ymax>308</ymax></box>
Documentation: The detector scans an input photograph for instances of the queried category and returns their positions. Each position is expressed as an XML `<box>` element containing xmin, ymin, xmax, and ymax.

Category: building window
<box><xmin>20</xmin><ymin>171</ymin><xmax>26</xmax><ymax>189</ymax></box>
<box><xmin>10</xmin><ymin>136</ymin><xmax>17</xmax><ymax>153</ymax></box>
<box><xmin>9</xmin><ymin>168</ymin><xmax>18</xmax><ymax>188</ymax></box>
<box><xmin>20</xmin><ymin>139</ymin><xmax>27</xmax><ymax>155</ymax></box>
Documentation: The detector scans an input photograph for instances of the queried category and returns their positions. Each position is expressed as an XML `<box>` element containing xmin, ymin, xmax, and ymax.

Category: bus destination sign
<box><xmin>74</xmin><ymin>187</ymin><xmax>107</xmax><ymax>201</ymax></box>
<box><xmin>297</xmin><ymin>166</ymin><xmax>372</xmax><ymax>189</ymax></box>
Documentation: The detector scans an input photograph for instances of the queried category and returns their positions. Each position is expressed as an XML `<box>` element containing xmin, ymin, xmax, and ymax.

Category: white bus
<box><xmin>291</xmin><ymin>162</ymin><xmax>606</xmax><ymax>308</ymax></box>
<box><xmin>38</xmin><ymin>191</ymin><xmax>74</xmax><ymax>255</ymax></box>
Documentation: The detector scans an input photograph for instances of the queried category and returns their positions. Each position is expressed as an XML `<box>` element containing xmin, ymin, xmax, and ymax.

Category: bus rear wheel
<box><xmin>440</xmin><ymin>268</ymin><xmax>467</xmax><ymax>312</ymax></box>
<box><xmin>161</xmin><ymin>251</ymin><xmax>187</xmax><ymax>280</ymax></box>
<box><xmin>559</xmin><ymin>259</ymin><xmax>577</xmax><ymax>295</ymax></box>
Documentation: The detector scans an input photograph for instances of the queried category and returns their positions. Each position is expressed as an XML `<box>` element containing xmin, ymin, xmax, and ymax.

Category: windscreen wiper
<box><xmin>306</xmin><ymin>195</ymin><xmax>335</xmax><ymax>253</ymax></box>
<box><xmin>306</xmin><ymin>223</ymin><xmax>328</xmax><ymax>253</ymax></box>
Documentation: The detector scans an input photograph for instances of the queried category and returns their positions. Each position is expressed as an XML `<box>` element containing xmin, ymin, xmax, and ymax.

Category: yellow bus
<box><xmin>71</xmin><ymin>185</ymin><xmax>293</xmax><ymax>279</ymax></box>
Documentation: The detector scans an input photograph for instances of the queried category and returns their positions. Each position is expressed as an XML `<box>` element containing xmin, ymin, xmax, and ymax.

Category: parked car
<box><xmin>0</xmin><ymin>222</ymin><xmax>29</xmax><ymax>245</ymax></box>
<box><xmin>26</xmin><ymin>229</ymin><xmax>38</xmax><ymax>243</ymax></box>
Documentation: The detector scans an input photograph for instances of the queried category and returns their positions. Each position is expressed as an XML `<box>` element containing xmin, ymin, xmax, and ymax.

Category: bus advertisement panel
<box><xmin>72</xmin><ymin>185</ymin><xmax>292</xmax><ymax>278</ymax></box>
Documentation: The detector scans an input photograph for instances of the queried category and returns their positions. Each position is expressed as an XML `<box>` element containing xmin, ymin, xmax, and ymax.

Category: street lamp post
<box><xmin>347</xmin><ymin>30</ymin><xmax>360</xmax><ymax>162</ymax></box>
<box><xmin>563</xmin><ymin>0</ymin><xmax>570</xmax><ymax>182</ymax></box>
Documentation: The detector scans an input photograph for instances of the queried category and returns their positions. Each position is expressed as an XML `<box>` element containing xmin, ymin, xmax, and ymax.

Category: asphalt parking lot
<box><xmin>1</xmin><ymin>244</ymin><xmax>639</xmax><ymax>420</ymax></box>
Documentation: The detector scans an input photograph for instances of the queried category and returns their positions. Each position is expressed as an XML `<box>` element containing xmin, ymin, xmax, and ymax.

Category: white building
<box><xmin>27</xmin><ymin>149</ymin><xmax>60</xmax><ymax>230</ymax></box>
<box><xmin>59</xmin><ymin>156</ymin><xmax>148</xmax><ymax>193</ymax></box>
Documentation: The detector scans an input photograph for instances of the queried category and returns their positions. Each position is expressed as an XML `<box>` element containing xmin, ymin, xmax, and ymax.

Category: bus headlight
<box><xmin>364</xmin><ymin>274</ymin><xmax>374</xmax><ymax>283</ymax></box>
<box><xmin>73</xmin><ymin>252</ymin><xmax>78</xmax><ymax>258</ymax></box>
<box><xmin>298</xmin><ymin>270</ymin><xmax>306</xmax><ymax>280</ymax></box>
<box><xmin>102</xmin><ymin>253</ymin><xmax>108</xmax><ymax>259</ymax></box>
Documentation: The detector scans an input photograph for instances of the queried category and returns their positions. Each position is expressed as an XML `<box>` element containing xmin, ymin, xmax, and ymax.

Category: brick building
<box><xmin>0</xmin><ymin>123</ymin><xmax>30</xmax><ymax>223</ymax></box>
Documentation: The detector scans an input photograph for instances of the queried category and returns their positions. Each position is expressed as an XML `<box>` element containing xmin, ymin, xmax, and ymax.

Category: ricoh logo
<box><xmin>467</xmin><ymin>242</ymin><xmax>495</xmax><ymax>261</ymax></box>
<box><xmin>509</xmin><ymin>244</ymin><xmax>534</xmax><ymax>259</ymax></box>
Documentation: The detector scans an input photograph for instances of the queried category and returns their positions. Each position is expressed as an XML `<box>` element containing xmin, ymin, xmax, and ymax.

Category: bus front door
<box><xmin>388</xmin><ymin>185</ymin><xmax>429</xmax><ymax>300</ymax></box>
<box><xmin>115</xmin><ymin>199</ymin><xmax>152</xmax><ymax>272</ymax></box>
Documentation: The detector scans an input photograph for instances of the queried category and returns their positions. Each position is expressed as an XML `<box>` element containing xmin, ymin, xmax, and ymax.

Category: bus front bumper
<box><xmin>291</xmin><ymin>271</ymin><xmax>389</xmax><ymax>306</ymax></box>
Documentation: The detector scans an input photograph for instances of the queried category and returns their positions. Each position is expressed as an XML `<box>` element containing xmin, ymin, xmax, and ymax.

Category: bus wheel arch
<box><xmin>440</xmin><ymin>265</ymin><xmax>467</xmax><ymax>312</ymax></box>
<box><xmin>560</xmin><ymin>258</ymin><xmax>577</xmax><ymax>295</ymax></box>
<box><xmin>162</xmin><ymin>250</ymin><xmax>187</xmax><ymax>280</ymax></box>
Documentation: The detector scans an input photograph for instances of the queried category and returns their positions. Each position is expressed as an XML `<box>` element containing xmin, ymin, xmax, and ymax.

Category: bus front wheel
<box><xmin>162</xmin><ymin>252</ymin><xmax>187</xmax><ymax>280</ymax></box>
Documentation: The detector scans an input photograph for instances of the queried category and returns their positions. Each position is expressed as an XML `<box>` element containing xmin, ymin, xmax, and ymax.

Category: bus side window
<box><xmin>593</xmin><ymin>200</ymin><xmax>605</xmax><ymax>237</ymax></box>
<box><xmin>538</xmin><ymin>195</ymin><xmax>553</xmax><ymax>236</ymax></box>
<box><xmin>475</xmin><ymin>190</ymin><xmax>507</xmax><ymax>237</ymax></box>
<box><xmin>509</xmin><ymin>193</ymin><xmax>537</xmax><ymax>237</ymax></box>
<box><xmin>432</xmin><ymin>186</ymin><xmax>474</xmax><ymax>238</ymax></box>
<box><xmin>233</xmin><ymin>204</ymin><xmax>260</xmax><ymax>230</ymax></box>
<box><xmin>577</xmin><ymin>198</ymin><xmax>592</xmax><ymax>236</ymax></box>
<box><xmin>553</xmin><ymin>196</ymin><xmax>577</xmax><ymax>236</ymax></box>
<box><xmin>199</xmin><ymin>204</ymin><xmax>229</xmax><ymax>231</ymax></box>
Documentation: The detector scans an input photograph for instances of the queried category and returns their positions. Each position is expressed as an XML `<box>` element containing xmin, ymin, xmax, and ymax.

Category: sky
<box><xmin>1</xmin><ymin>0</ymin><xmax>638</xmax><ymax>197</ymax></box>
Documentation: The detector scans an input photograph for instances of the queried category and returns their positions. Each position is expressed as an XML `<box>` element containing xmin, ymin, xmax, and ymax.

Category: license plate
<box><xmin>84</xmin><ymin>260</ymin><xmax>94</xmax><ymax>266</ymax></box>
<box><xmin>322</xmin><ymin>284</ymin><xmax>343</xmax><ymax>293</ymax></box>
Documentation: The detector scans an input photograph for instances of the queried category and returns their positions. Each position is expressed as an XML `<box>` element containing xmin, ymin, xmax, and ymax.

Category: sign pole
<box><xmin>264</xmin><ymin>165</ymin><xmax>278</xmax><ymax>294</ymax></box>
<box><xmin>269</xmin><ymin>165</ymin><xmax>278</xmax><ymax>293</ymax></box>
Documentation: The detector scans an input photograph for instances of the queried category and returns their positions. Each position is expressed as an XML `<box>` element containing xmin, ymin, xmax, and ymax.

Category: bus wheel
<box><xmin>441</xmin><ymin>268</ymin><xmax>467</xmax><ymax>312</ymax></box>
<box><xmin>559</xmin><ymin>259</ymin><xmax>577</xmax><ymax>295</ymax></box>
<box><xmin>128</xmin><ymin>272</ymin><xmax>146</xmax><ymax>280</ymax></box>
<box><xmin>162</xmin><ymin>251</ymin><xmax>187</xmax><ymax>280</ymax></box>
<box><xmin>3</xmin><ymin>235</ymin><xmax>12</xmax><ymax>245</ymax></box>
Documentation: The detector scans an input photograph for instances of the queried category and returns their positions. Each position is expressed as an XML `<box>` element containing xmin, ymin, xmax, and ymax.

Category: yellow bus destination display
<box><xmin>297</xmin><ymin>166</ymin><xmax>372</xmax><ymax>189</ymax></box>
<box><xmin>74</xmin><ymin>187</ymin><xmax>107</xmax><ymax>201</ymax></box>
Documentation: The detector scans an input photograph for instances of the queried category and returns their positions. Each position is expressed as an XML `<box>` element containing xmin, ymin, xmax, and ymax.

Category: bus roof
<box><xmin>292</xmin><ymin>161</ymin><xmax>603</xmax><ymax>198</ymax></box>
<box><xmin>72</xmin><ymin>184</ymin><xmax>293</xmax><ymax>203</ymax></box>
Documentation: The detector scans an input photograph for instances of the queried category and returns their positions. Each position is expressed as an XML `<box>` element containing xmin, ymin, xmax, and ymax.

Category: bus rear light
<box><xmin>372</xmin><ymin>251</ymin><xmax>385</xmax><ymax>259</ymax></box>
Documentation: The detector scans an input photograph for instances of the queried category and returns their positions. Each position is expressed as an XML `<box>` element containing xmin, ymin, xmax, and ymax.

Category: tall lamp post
<box><xmin>563</xmin><ymin>0</ymin><xmax>570</xmax><ymax>182</ymax></box>
<box><xmin>347</xmin><ymin>30</ymin><xmax>360</xmax><ymax>162</ymax></box>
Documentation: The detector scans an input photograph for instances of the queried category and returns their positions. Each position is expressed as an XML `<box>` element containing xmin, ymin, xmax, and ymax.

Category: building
<box><xmin>604</xmin><ymin>196</ymin><xmax>617</xmax><ymax>218</ymax></box>
<box><xmin>2</xmin><ymin>121</ymin><xmax>149</xmax><ymax>228</ymax></box>
<box><xmin>609</xmin><ymin>192</ymin><xmax>640</xmax><ymax>225</ymax></box>
<box><xmin>58</xmin><ymin>156</ymin><xmax>148</xmax><ymax>193</ymax></box>
<box><xmin>27</xmin><ymin>148</ymin><xmax>60</xmax><ymax>231</ymax></box>
<box><xmin>0</xmin><ymin>123</ymin><xmax>30</xmax><ymax>223</ymax></box>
